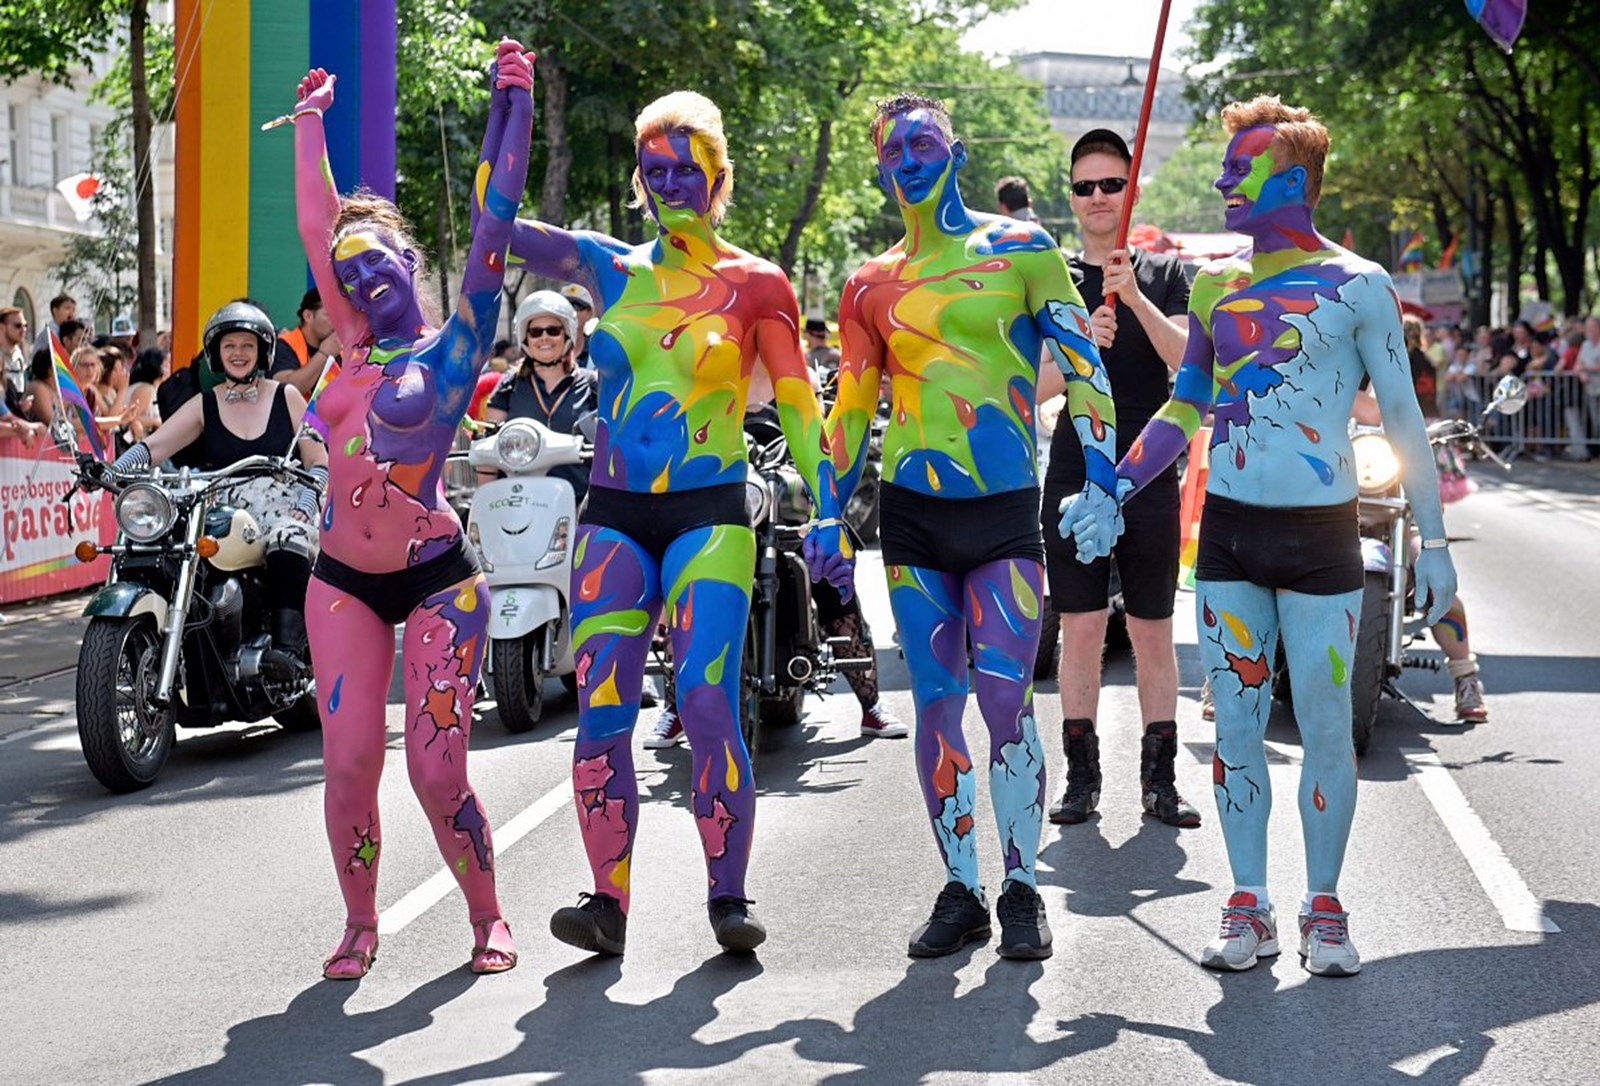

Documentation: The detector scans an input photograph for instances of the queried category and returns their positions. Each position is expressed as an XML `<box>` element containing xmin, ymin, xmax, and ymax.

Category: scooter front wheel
<box><xmin>491</xmin><ymin>634</ymin><xmax>544</xmax><ymax>734</ymax></box>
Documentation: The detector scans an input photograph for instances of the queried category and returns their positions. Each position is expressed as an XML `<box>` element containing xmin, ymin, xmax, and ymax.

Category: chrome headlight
<box><xmin>115</xmin><ymin>483</ymin><xmax>176</xmax><ymax>542</ymax></box>
<box><xmin>744</xmin><ymin>474</ymin><xmax>771</xmax><ymax>526</ymax></box>
<box><xmin>1352</xmin><ymin>433</ymin><xmax>1401</xmax><ymax>493</ymax></box>
<box><xmin>498</xmin><ymin>421</ymin><xmax>542</xmax><ymax>469</ymax></box>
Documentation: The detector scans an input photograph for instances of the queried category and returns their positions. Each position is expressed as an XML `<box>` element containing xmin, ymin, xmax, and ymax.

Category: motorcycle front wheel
<box><xmin>740</xmin><ymin>614</ymin><xmax>762</xmax><ymax>764</ymax></box>
<box><xmin>76</xmin><ymin>616</ymin><xmax>176</xmax><ymax>792</ymax></box>
<box><xmin>491</xmin><ymin>634</ymin><xmax>545</xmax><ymax>733</ymax></box>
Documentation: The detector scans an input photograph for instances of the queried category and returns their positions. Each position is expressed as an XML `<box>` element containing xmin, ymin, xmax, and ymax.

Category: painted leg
<box><xmin>1277</xmin><ymin>588</ymin><xmax>1362</xmax><ymax>896</ymax></box>
<box><xmin>567</xmin><ymin>525</ymin><xmax>661</xmax><ymax>914</ymax></box>
<box><xmin>886</xmin><ymin>563</ymin><xmax>979</xmax><ymax>891</ymax></box>
<box><xmin>1196</xmin><ymin>581</ymin><xmax>1280</xmax><ymax>888</ymax></box>
<box><xmin>307</xmin><ymin>576</ymin><xmax>394</xmax><ymax>977</ymax></box>
<box><xmin>661</xmin><ymin>525</ymin><xmax>757</xmax><ymax>902</ymax></box>
<box><xmin>966</xmin><ymin>558</ymin><xmax>1046</xmax><ymax>888</ymax></box>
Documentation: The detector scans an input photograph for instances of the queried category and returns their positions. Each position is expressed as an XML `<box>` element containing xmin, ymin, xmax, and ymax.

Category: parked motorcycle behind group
<box><xmin>68</xmin><ymin>453</ymin><xmax>324</xmax><ymax>792</ymax></box>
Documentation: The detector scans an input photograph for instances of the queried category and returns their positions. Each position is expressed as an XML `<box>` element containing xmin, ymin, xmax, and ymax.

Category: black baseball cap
<box><xmin>804</xmin><ymin>318</ymin><xmax>828</xmax><ymax>335</ymax></box>
<box><xmin>1071</xmin><ymin>128</ymin><xmax>1132</xmax><ymax>165</ymax></box>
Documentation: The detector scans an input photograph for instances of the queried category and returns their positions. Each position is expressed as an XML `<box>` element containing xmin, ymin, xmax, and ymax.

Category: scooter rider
<box><xmin>105</xmin><ymin>301</ymin><xmax>328</xmax><ymax>678</ymax></box>
<box><xmin>482</xmin><ymin>291</ymin><xmax>595</xmax><ymax>502</ymax></box>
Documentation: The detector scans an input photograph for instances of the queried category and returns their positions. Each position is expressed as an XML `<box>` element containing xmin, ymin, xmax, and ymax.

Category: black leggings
<box><xmin>264</xmin><ymin>547</ymin><xmax>312</xmax><ymax>615</ymax></box>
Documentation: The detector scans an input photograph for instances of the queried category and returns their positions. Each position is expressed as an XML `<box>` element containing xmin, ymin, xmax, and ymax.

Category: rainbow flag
<box><xmin>48</xmin><ymin>328</ymin><xmax>106</xmax><ymax>461</ymax></box>
<box><xmin>1438</xmin><ymin>233</ymin><xmax>1460</xmax><ymax>270</ymax></box>
<box><xmin>1176</xmin><ymin>427</ymin><xmax>1211</xmax><ymax>590</ymax></box>
<box><xmin>172</xmin><ymin>0</ymin><xmax>396</xmax><ymax>374</ymax></box>
<box><xmin>1465</xmin><ymin>0</ymin><xmax>1526</xmax><ymax>51</ymax></box>
<box><xmin>1397</xmin><ymin>230</ymin><xmax>1426</xmax><ymax>271</ymax></box>
<box><xmin>301</xmin><ymin>356</ymin><xmax>339</xmax><ymax>439</ymax></box>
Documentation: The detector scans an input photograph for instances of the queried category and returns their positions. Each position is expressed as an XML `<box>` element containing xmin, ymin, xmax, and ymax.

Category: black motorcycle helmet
<box><xmin>202</xmin><ymin>301</ymin><xmax>275</xmax><ymax>382</ymax></box>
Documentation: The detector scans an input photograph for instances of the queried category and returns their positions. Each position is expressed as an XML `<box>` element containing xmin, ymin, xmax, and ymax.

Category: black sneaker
<box><xmin>996</xmin><ymin>880</ymin><xmax>1053</xmax><ymax>960</ymax></box>
<box><xmin>1048</xmin><ymin>719</ymin><xmax>1101</xmax><ymax>825</ymax></box>
<box><xmin>708</xmin><ymin>896</ymin><xmax>767</xmax><ymax>953</ymax></box>
<box><xmin>908</xmin><ymin>881</ymin><xmax>991</xmax><ymax>958</ymax></box>
<box><xmin>550</xmin><ymin>892</ymin><xmax>626</xmax><ymax>956</ymax></box>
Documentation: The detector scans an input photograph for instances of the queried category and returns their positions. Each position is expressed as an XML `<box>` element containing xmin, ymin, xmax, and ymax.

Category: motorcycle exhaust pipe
<box><xmin>786</xmin><ymin>655</ymin><xmax>813</xmax><ymax>682</ymax></box>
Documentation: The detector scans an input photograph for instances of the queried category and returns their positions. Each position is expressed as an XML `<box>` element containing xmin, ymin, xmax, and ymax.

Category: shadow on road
<box><xmin>1064</xmin><ymin>900</ymin><xmax>1600</xmax><ymax>1086</ymax></box>
<box><xmin>139</xmin><ymin>966</ymin><xmax>480</xmax><ymax>1086</ymax></box>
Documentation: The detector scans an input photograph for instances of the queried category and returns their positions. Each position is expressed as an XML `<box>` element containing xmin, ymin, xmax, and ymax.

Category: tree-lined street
<box><xmin>4</xmin><ymin>460</ymin><xmax>1598</xmax><ymax>1085</ymax></box>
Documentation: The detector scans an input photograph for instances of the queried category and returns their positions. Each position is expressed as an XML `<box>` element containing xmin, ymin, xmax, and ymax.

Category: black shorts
<box><xmin>312</xmin><ymin>535</ymin><xmax>481</xmax><ymax>625</ymax></box>
<box><xmin>879</xmin><ymin>482</ymin><xmax>1044</xmax><ymax>574</ymax></box>
<box><xmin>1044</xmin><ymin>470</ymin><xmax>1180</xmax><ymax>619</ymax></box>
<box><xmin>1195</xmin><ymin>493</ymin><xmax>1362</xmax><ymax>596</ymax></box>
<box><xmin>580</xmin><ymin>482</ymin><xmax>749</xmax><ymax>564</ymax></box>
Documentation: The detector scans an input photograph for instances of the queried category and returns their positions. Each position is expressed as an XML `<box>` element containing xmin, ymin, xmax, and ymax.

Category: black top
<box><xmin>1409</xmin><ymin>348</ymin><xmax>1439</xmax><ymax>417</ymax></box>
<box><xmin>487</xmin><ymin>366</ymin><xmax>597</xmax><ymax>499</ymax></box>
<box><xmin>1047</xmin><ymin>249</ymin><xmax>1190</xmax><ymax>485</ymax></box>
<box><xmin>195</xmin><ymin>383</ymin><xmax>296</xmax><ymax>469</ymax></box>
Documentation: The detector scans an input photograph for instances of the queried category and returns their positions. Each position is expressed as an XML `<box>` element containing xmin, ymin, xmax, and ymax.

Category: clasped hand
<box><xmin>1058</xmin><ymin>482</ymin><xmax>1128</xmax><ymax>564</ymax></box>
<box><xmin>802</xmin><ymin>519</ymin><xmax>856</xmax><ymax>602</ymax></box>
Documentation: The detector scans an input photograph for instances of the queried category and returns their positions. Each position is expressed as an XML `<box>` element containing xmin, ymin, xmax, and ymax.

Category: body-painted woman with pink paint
<box><xmin>289</xmin><ymin>41</ymin><xmax>532</xmax><ymax>980</ymax></box>
<box><xmin>1062</xmin><ymin>96</ymin><xmax>1457</xmax><ymax>977</ymax></box>
<box><xmin>491</xmin><ymin>91</ymin><xmax>848</xmax><ymax>956</ymax></box>
<box><xmin>826</xmin><ymin>94</ymin><xmax>1116</xmax><ymax>962</ymax></box>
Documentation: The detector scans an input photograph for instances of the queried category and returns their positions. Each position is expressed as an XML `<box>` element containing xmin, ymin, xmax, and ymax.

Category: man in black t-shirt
<box><xmin>1037</xmin><ymin>128</ymin><xmax>1202</xmax><ymax>829</ymax></box>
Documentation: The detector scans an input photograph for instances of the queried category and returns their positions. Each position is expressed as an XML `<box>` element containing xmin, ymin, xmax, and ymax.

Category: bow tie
<box><xmin>223</xmin><ymin>384</ymin><xmax>259</xmax><ymax>404</ymax></box>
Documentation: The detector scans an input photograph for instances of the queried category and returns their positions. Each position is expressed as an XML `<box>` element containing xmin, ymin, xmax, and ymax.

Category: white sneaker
<box><xmin>1200</xmin><ymin>891</ymin><xmax>1279</xmax><ymax>971</ymax></box>
<box><xmin>643</xmin><ymin>707</ymin><xmax>683</xmax><ymax>749</ymax></box>
<box><xmin>1299</xmin><ymin>895</ymin><xmax>1362</xmax><ymax>976</ymax></box>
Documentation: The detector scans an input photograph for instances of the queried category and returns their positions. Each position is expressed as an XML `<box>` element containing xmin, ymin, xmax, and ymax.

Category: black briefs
<box><xmin>879</xmin><ymin>482</ymin><xmax>1045</xmax><ymax>574</ymax></box>
<box><xmin>580</xmin><ymin>482</ymin><xmax>750</xmax><ymax>564</ymax></box>
<box><xmin>1194</xmin><ymin>492</ymin><xmax>1362</xmax><ymax>596</ymax></box>
<box><xmin>312</xmin><ymin>535</ymin><xmax>481</xmax><ymax>625</ymax></box>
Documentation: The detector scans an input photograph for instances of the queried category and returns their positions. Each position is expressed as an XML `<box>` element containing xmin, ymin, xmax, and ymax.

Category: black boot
<box><xmin>1048</xmin><ymin>718</ymin><xmax>1100</xmax><ymax>824</ymax></box>
<box><xmin>260</xmin><ymin>608</ymin><xmax>309</xmax><ymax>682</ymax></box>
<box><xmin>1140</xmin><ymin>720</ymin><xmax>1201</xmax><ymax>828</ymax></box>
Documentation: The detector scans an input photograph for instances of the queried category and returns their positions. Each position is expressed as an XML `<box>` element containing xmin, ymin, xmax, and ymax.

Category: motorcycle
<box><xmin>462</xmin><ymin>417</ymin><xmax>589</xmax><ymax>733</ymax></box>
<box><xmin>67</xmin><ymin>453</ymin><xmax>324</xmax><ymax>792</ymax></box>
<box><xmin>1274</xmin><ymin>375</ymin><xmax>1527</xmax><ymax>754</ymax></box>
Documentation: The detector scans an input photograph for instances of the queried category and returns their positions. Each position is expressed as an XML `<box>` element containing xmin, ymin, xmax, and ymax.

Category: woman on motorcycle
<box><xmin>481</xmin><ymin>290</ymin><xmax>595</xmax><ymax>502</ymax></box>
<box><xmin>494</xmin><ymin>89</ymin><xmax>849</xmax><ymax>956</ymax></box>
<box><xmin>289</xmin><ymin>43</ymin><xmax>531</xmax><ymax>980</ymax></box>
<box><xmin>108</xmin><ymin>301</ymin><xmax>327</xmax><ymax>680</ymax></box>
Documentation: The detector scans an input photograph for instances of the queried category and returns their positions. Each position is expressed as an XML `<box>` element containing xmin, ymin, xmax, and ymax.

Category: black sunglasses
<box><xmin>1071</xmin><ymin>177</ymin><xmax>1129</xmax><ymax>198</ymax></box>
<box><xmin>525</xmin><ymin>325</ymin><xmax>565</xmax><ymax>339</ymax></box>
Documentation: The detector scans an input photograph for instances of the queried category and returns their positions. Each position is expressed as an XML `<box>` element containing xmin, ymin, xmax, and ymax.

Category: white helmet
<box><xmin>513</xmin><ymin>290</ymin><xmax>577</xmax><ymax>347</ymax></box>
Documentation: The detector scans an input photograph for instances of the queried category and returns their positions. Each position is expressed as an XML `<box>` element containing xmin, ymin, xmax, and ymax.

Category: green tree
<box><xmin>1133</xmin><ymin>138</ymin><xmax>1226</xmax><ymax>233</ymax></box>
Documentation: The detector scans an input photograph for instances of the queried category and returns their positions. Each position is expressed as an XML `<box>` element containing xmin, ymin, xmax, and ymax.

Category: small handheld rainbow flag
<box><xmin>48</xmin><ymin>328</ymin><xmax>106</xmax><ymax>461</ymax></box>
<box><xmin>1397</xmin><ymin>230</ymin><xmax>1427</xmax><ymax>272</ymax></box>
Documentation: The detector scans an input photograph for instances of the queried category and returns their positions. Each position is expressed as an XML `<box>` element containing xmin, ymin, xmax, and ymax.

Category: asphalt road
<box><xmin>2</xmin><ymin>460</ymin><xmax>1598</xmax><ymax>1086</ymax></box>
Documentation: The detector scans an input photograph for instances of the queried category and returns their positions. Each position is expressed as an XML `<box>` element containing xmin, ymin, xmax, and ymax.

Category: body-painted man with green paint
<box><xmin>1062</xmin><ymin>96</ymin><xmax>1457</xmax><ymax>977</ymax></box>
<box><xmin>826</xmin><ymin>93</ymin><xmax>1117</xmax><ymax>961</ymax></box>
<box><xmin>491</xmin><ymin>91</ymin><xmax>849</xmax><ymax>957</ymax></box>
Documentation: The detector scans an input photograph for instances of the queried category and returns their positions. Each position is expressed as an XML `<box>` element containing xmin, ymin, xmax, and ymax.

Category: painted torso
<box><xmin>586</xmin><ymin>235</ymin><xmax>788</xmax><ymax>494</ymax></box>
<box><xmin>316</xmin><ymin>333</ymin><xmax>468</xmax><ymax>571</ymax></box>
<box><xmin>850</xmin><ymin>214</ymin><xmax>1059</xmax><ymax>499</ymax></box>
<box><xmin>1179</xmin><ymin>244</ymin><xmax>1394</xmax><ymax>506</ymax></box>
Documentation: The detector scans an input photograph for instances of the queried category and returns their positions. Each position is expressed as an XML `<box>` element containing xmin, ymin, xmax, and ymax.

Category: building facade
<box><xmin>1014</xmin><ymin>52</ymin><xmax>1195</xmax><ymax>179</ymax></box>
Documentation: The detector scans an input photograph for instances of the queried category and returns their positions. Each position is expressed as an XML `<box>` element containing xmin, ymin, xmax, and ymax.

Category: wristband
<box><xmin>260</xmin><ymin>107</ymin><xmax>323</xmax><ymax>131</ymax></box>
<box><xmin>1420</xmin><ymin>537</ymin><xmax>1449</xmax><ymax>550</ymax></box>
<box><xmin>811</xmin><ymin>517</ymin><xmax>846</xmax><ymax>532</ymax></box>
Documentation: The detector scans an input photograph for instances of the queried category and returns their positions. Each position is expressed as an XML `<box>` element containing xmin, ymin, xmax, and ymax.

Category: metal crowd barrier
<box><xmin>1443</xmin><ymin>371</ymin><xmax>1598</xmax><ymax>460</ymax></box>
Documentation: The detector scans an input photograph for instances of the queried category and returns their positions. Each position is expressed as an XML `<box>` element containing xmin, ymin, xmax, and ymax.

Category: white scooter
<box><xmin>465</xmin><ymin>418</ymin><xmax>589</xmax><ymax>732</ymax></box>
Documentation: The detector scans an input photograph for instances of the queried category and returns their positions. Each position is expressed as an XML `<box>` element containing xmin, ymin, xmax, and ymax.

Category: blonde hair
<box><xmin>1402</xmin><ymin>314</ymin><xmax>1425</xmax><ymax>351</ymax></box>
<box><xmin>1221</xmin><ymin>95</ymin><xmax>1329</xmax><ymax>206</ymax></box>
<box><xmin>329</xmin><ymin>189</ymin><xmax>442</xmax><ymax>329</ymax></box>
<box><xmin>629</xmin><ymin>91</ymin><xmax>733</xmax><ymax>225</ymax></box>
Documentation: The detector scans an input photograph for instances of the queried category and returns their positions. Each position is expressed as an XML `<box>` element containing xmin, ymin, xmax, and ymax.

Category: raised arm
<box><xmin>425</xmin><ymin>42</ymin><xmax>534</xmax><ymax>414</ymax></box>
<box><xmin>291</xmin><ymin>70</ymin><xmax>365</xmax><ymax>350</ymax></box>
<box><xmin>1355</xmin><ymin>271</ymin><xmax>1456</xmax><ymax>624</ymax></box>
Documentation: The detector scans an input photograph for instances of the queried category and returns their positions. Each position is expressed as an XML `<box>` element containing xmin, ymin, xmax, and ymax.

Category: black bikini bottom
<box><xmin>312</xmin><ymin>536</ymin><xmax>481</xmax><ymax>625</ymax></box>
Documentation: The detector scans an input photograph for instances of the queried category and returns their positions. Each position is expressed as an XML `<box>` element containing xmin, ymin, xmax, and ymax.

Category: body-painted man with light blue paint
<box><xmin>1062</xmin><ymin>95</ymin><xmax>1456</xmax><ymax>977</ymax></box>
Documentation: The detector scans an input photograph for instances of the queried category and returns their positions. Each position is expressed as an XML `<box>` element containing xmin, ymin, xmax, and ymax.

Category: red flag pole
<box><xmin>1105</xmin><ymin>0</ymin><xmax>1175</xmax><ymax>308</ymax></box>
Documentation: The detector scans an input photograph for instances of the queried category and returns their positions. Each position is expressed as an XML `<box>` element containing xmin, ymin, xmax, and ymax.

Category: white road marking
<box><xmin>378</xmin><ymin>777</ymin><xmax>571</xmax><ymax>935</ymax></box>
<box><xmin>1401</xmin><ymin>747</ymin><xmax>1559</xmax><ymax>934</ymax></box>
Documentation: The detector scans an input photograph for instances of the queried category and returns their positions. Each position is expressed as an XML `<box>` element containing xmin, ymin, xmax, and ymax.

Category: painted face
<box><xmin>875</xmin><ymin>108</ymin><xmax>960</xmax><ymax>206</ymax></box>
<box><xmin>1215</xmin><ymin>124</ymin><xmax>1304</xmax><ymax>231</ymax></box>
<box><xmin>332</xmin><ymin>229</ymin><xmax>416</xmax><ymax>325</ymax></box>
<box><xmin>217</xmin><ymin>330</ymin><xmax>258</xmax><ymax>378</ymax></box>
<box><xmin>637</xmin><ymin>130</ymin><xmax>720</xmax><ymax>225</ymax></box>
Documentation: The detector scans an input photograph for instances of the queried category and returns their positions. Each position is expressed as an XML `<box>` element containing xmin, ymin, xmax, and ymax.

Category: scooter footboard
<box><xmin>489</xmin><ymin>584</ymin><xmax>563</xmax><ymax>641</ymax></box>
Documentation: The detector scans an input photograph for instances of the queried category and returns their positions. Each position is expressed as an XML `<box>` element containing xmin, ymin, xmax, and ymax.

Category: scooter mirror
<box><xmin>1489</xmin><ymin>375</ymin><xmax>1528</xmax><ymax>416</ymax></box>
<box><xmin>575</xmin><ymin>413</ymin><xmax>599</xmax><ymax>441</ymax></box>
